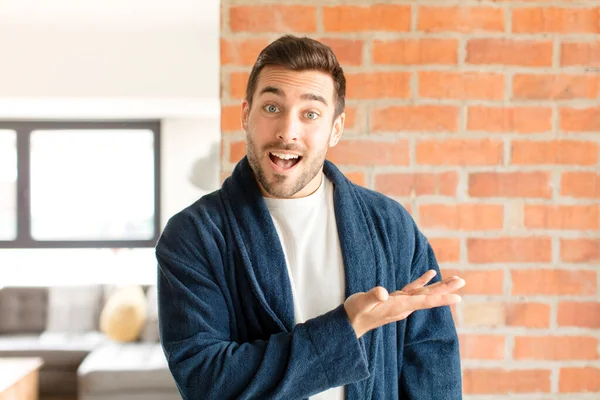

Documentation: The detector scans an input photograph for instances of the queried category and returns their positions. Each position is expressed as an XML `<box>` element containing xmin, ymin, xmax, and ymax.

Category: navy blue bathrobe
<box><xmin>156</xmin><ymin>156</ymin><xmax>462</xmax><ymax>399</ymax></box>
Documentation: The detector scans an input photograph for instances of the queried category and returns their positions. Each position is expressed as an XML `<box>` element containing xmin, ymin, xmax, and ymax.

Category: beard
<box><xmin>246</xmin><ymin>133</ymin><xmax>328</xmax><ymax>199</ymax></box>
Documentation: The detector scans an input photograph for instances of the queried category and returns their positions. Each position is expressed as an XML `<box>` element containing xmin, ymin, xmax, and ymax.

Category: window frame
<box><xmin>0</xmin><ymin>120</ymin><xmax>161</xmax><ymax>249</ymax></box>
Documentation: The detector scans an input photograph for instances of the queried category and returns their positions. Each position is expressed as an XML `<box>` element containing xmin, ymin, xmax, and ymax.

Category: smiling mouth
<box><xmin>269</xmin><ymin>151</ymin><xmax>302</xmax><ymax>170</ymax></box>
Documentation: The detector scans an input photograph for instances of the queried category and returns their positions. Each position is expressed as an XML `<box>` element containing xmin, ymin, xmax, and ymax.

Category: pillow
<box><xmin>99</xmin><ymin>285</ymin><xmax>147</xmax><ymax>342</ymax></box>
<box><xmin>1</xmin><ymin>287</ymin><xmax>49</xmax><ymax>334</ymax></box>
<box><xmin>45</xmin><ymin>285</ymin><xmax>103</xmax><ymax>333</ymax></box>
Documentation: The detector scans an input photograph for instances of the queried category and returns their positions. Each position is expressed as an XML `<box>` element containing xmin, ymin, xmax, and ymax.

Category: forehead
<box><xmin>255</xmin><ymin>65</ymin><xmax>335</xmax><ymax>101</ymax></box>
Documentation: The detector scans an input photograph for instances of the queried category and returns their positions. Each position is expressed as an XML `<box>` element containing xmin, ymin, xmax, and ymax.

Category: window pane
<box><xmin>30</xmin><ymin>130</ymin><xmax>155</xmax><ymax>241</ymax></box>
<box><xmin>0</xmin><ymin>130</ymin><xmax>17</xmax><ymax>240</ymax></box>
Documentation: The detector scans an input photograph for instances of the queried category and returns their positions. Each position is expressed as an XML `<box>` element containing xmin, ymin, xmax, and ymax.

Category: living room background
<box><xmin>0</xmin><ymin>0</ymin><xmax>221</xmax><ymax>287</ymax></box>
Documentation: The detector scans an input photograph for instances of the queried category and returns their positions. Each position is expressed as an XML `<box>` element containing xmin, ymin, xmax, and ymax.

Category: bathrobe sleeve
<box><xmin>399</xmin><ymin>231</ymin><xmax>463</xmax><ymax>399</ymax></box>
<box><xmin>155</xmin><ymin>212</ymin><xmax>369</xmax><ymax>400</ymax></box>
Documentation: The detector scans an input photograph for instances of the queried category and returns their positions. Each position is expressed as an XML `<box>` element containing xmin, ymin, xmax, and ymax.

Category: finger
<box><xmin>405</xmin><ymin>293</ymin><xmax>462</xmax><ymax>311</ymax></box>
<box><xmin>399</xmin><ymin>277</ymin><xmax>449</xmax><ymax>295</ymax></box>
<box><xmin>391</xmin><ymin>276</ymin><xmax>462</xmax><ymax>296</ymax></box>
<box><xmin>401</xmin><ymin>269</ymin><xmax>437</xmax><ymax>293</ymax></box>
<box><xmin>409</xmin><ymin>276</ymin><xmax>465</xmax><ymax>296</ymax></box>
<box><xmin>363</xmin><ymin>286</ymin><xmax>389</xmax><ymax>311</ymax></box>
<box><xmin>374</xmin><ymin>286</ymin><xmax>390</xmax><ymax>302</ymax></box>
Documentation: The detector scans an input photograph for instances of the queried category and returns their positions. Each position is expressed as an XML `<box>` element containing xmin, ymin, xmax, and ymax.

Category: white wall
<box><xmin>161</xmin><ymin>118</ymin><xmax>221</xmax><ymax>226</ymax></box>
<box><xmin>0</xmin><ymin>0</ymin><xmax>220</xmax><ymax>99</ymax></box>
<box><xmin>0</xmin><ymin>0</ymin><xmax>222</xmax><ymax>225</ymax></box>
<box><xmin>0</xmin><ymin>0</ymin><xmax>222</xmax><ymax>286</ymax></box>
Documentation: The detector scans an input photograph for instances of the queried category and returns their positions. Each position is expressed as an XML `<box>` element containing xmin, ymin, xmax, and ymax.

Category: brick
<box><xmin>326</xmin><ymin>140</ymin><xmax>409</xmax><ymax>166</ymax></box>
<box><xmin>511</xmin><ymin>269</ymin><xmax>597</xmax><ymax>296</ymax></box>
<box><xmin>375</xmin><ymin>172</ymin><xmax>458</xmax><ymax>197</ymax></box>
<box><xmin>469</xmin><ymin>172</ymin><xmax>552</xmax><ymax>199</ymax></box>
<box><xmin>560</xmin><ymin>107</ymin><xmax>600</xmax><ymax>133</ymax></box>
<box><xmin>440</xmin><ymin>269</ymin><xmax>504</xmax><ymax>296</ymax></box>
<box><xmin>560</xmin><ymin>367</ymin><xmax>600</xmax><ymax>393</ymax></box>
<box><xmin>463</xmin><ymin>369</ymin><xmax>551</xmax><ymax>394</ymax></box>
<box><xmin>513</xmin><ymin>74</ymin><xmax>599</xmax><ymax>100</ymax></box>
<box><xmin>317</xmin><ymin>38</ymin><xmax>363</xmax><ymax>66</ymax></box>
<box><xmin>230</xmin><ymin>72</ymin><xmax>250</xmax><ymax>100</ymax></box>
<box><xmin>561</xmin><ymin>239</ymin><xmax>600</xmax><ymax>263</ymax></box>
<box><xmin>468</xmin><ymin>237</ymin><xmax>552</xmax><ymax>263</ymax></box>
<box><xmin>514</xmin><ymin>336</ymin><xmax>599</xmax><ymax>361</ymax></box>
<box><xmin>373</xmin><ymin>39</ymin><xmax>458</xmax><ymax>65</ymax></box>
<box><xmin>506</xmin><ymin>302</ymin><xmax>551</xmax><ymax>328</ymax></box>
<box><xmin>419</xmin><ymin>72</ymin><xmax>504</xmax><ymax>100</ymax></box>
<box><xmin>344</xmin><ymin>171</ymin><xmax>365</xmax><ymax>187</ymax></box>
<box><xmin>459</xmin><ymin>334</ymin><xmax>505</xmax><ymax>360</ymax></box>
<box><xmin>220</xmin><ymin>38</ymin><xmax>269</xmax><ymax>66</ymax></box>
<box><xmin>416</xmin><ymin>139</ymin><xmax>503</xmax><ymax>166</ymax></box>
<box><xmin>418</xmin><ymin>6</ymin><xmax>504</xmax><ymax>33</ymax></box>
<box><xmin>513</xmin><ymin>7</ymin><xmax>600</xmax><ymax>34</ymax></box>
<box><xmin>562</xmin><ymin>42</ymin><xmax>600</xmax><ymax>67</ymax></box>
<box><xmin>229</xmin><ymin>140</ymin><xmax>246</xmax><ymax>163</ymax></box>
<box><xmin>346</xmin><ymin>72</ymin><xmax>410</xmax><ymax>99</ymax></box>
<box><xmin>561</xmin><ymin>172</ymin><xmax>600</xmax><ymax>198</ymax></box>
<box><xmin>467</xmin><ymin>106</ymin><xmax>552</xmax><ymax>134</ymax></box>
<box><xmin>230</xmin><ymin>5</ymin><xmax>316</xmax><ymax>33</ymax></box>
<box><xmin>371</xmin><ymin>105</ymin><xmax>459</xmax><ymax>133</ymax></box>
<box><xmin>524</xmin><ymin>204</ymin><xmax>599</xmax><ymax>230</ymax></box>
<box><xmin>463</xmin><ymin>302</ymin><xmax>505</xmax><ymax>327</ymax></box>
<box><xmin>420</xmin><ymin>204</ymin><xmax>504</xmax><ymax>231</ymax></box>
<box><xmin>323</xmin><ymin>5</ymin><xmax>411</xmax><ymax>32</ymax></box>
<box><xmin>511</xmin><ymin>140</ymin><xmax>598</xmax><ymax>166</ymax></box>
<box><xmin>429</xmin><ymin>238</ymin><xmax>460</xmax><ymax>263</ymax></box>
<box><xmin>467</xmin><ymin>39</ymin><xmax>553</xmax><ymax>67</ymax></box>
<box><xmin>558</xmin><ymin>302</ymin><xmax>600</xmax><ymax>328</ymax></box>
<box><xmin>221</xmin><ymin>105</ymin><xmax>241</xmax><ymax>133</ymax></box>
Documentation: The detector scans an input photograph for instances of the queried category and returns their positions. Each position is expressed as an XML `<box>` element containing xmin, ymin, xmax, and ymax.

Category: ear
<box><xmin>329</xmin><ymin>112</ymin><xmax>345</xmax><ymax>147</ymax></box>
<box><xmin>241</xmin><ymin>100</ymin><xmax>250</xmax><ymax>131</ymax></box>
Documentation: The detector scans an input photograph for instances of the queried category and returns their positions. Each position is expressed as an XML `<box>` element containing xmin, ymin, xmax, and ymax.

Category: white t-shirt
<box><xmin>264</xmin><ymin>174</ymin><xmax>346</xmax><ymax>400</ymax></box>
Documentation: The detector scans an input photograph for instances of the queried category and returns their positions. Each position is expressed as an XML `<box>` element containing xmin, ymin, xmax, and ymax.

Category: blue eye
<box><xmin>306</xmin><ymin>111</ymin><xmax>319</xmax><ymax>120</ymax></box>
<box><xmin>265</xmin><ymin>104</ymin><xmax>279</xmax><ymax>113</ymax></box>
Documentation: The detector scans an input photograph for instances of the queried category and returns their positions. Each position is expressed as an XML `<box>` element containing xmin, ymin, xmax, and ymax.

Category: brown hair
<box><xmin>245</xmin><ymin>35</ymin><xmax>346</xmax><ymax>118</ymax></box>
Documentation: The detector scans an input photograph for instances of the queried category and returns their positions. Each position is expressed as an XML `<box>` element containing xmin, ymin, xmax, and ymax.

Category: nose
<box><xmin>277</xmin><ymin>112</ymin><xmax>299</xmax><ymax>143</ymax></box>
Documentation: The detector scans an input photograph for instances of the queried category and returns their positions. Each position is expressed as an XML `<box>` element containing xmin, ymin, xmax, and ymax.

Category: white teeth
<box><xmin>271</xmin><ymin>152</ymin><xmax>299</xmax><ymax>160</ymax></box>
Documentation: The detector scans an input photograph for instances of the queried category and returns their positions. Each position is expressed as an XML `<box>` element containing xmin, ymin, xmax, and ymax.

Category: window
<box><xmin>0</xmin><ymin>130</ymin><xmax>17</xmax><ymax>240</ymax></box>
<box><xmin>0</xmin><ymin>121</ymin><xmax>160</xmax><ymax>248</ymax></box>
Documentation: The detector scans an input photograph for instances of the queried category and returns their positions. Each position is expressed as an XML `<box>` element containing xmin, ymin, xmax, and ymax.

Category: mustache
<box><xmin>264</xmin><ymin>142</ymin><xmax>305</xmax><ymax>154</ymax></box>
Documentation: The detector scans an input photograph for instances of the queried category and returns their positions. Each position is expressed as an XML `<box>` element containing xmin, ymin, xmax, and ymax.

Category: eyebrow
<box><xmin>259</xmin><ymin>86</ymin><xmax>328</xmax><ymax>106</ymax></box>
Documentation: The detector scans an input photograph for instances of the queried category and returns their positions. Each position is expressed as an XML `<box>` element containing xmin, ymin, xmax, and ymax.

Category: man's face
<box><xmin>241</xmin><ymin>65</ymin><xmax>345</xmax><ymax>199</ymax></box>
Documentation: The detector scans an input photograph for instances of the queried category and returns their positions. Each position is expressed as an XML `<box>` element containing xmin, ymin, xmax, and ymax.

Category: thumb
<box><xmin>370</xmin><ymin>286</ymin><xmax>389</xmax><ymax>303</ymax></box>
<box><xmin>360</xmin><ymin>287</ymin><xmax>389</xmax><ymax>312</ymax></box>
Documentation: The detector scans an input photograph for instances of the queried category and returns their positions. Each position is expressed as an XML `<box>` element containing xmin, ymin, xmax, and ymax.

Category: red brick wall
<box><xmin>220</xmin><ymin>1</ymin><xmax>600</xmax><ymax>397</ymax></box>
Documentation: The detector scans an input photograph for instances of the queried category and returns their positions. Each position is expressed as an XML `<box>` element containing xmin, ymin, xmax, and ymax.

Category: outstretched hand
<box><xmin>343</xmin><ymin>270</ymin><xmax>464</xmax><ymax>339</ymax></box>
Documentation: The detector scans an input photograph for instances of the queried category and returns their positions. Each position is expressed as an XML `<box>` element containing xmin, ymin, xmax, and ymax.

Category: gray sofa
<box><xmin>0</xmin><ymin>284</ymin><xmax>180</xmax><ymax>400</ymax></box>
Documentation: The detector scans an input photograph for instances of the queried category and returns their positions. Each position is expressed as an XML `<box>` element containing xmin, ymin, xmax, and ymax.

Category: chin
<box><xmin>263</xmin><ymin>179</ymin><xmax>299</xmax><ymax>198</ymax></box>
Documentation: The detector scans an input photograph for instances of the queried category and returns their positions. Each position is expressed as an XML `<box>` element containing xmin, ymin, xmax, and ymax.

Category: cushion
<box><xmin>99</xmin><ymin>285</ymin><xmax>147</xmax><ymax>342</ymax></box>
<box><xmin>0</xmin><ymin>287</ymin><xmax>48</xmax><ymax>333</ymax></box>
<box><xmin>45</xmin><ymin>285</ymin><xmax>104</xmax><ymax>333</ymax></box>
<box><xmin>77</xmin><ymin>342</ymin><xmax>176</xmax><ymax>393</ymax></box>
<box><xmin>140</xmin><ymin>285</ymin><xmax>159</xmax><ymax>343</ymax></box>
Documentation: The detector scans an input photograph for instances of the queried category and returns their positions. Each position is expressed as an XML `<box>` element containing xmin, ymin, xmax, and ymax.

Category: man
<box><xmin>156</xmin><ymin>35</ymin><xmax>465</xmax><ymax>399</ymax></box>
